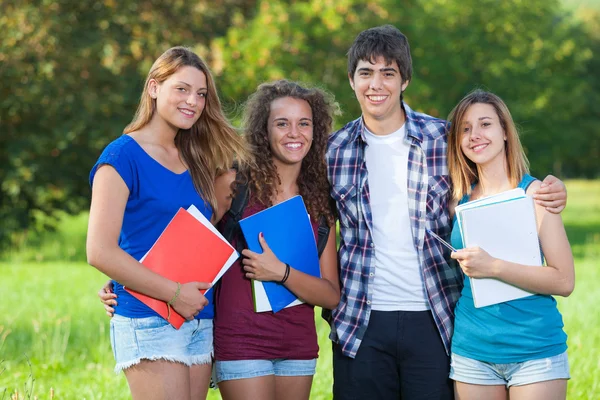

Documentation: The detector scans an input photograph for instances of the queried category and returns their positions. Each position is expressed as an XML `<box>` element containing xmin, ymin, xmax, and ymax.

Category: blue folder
<box><xmin>239</xmin><ymin>195</ymin><xmax>320</xmax><ymax>312</ymax></box>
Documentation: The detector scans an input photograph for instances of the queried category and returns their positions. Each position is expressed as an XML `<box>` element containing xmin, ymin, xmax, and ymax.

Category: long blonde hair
<box><xmin>124</xmin><ymin>46</ymin><xmax>251</xmax><ymax>212</ymax></box>
<box><xmin>447</xmin><ymin>90</ymin><xmax>529</xmax><ymax>200</ymax></box>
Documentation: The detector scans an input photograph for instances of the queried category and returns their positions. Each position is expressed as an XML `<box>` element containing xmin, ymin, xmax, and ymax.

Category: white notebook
<box><xmin>457</xmin><ymin>194</ymin><xmax>542</xmax><ymax>308</ymax></box>
<box><xmin>253</xmin><ymin>281</ymin><xmax>303</xmax><ymax>312</ymax></box>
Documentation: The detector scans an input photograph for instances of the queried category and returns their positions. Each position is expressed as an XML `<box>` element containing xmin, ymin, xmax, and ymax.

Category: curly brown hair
<box><xmin>241</xmin><ymin>80</ymin><xmax>340</xmax><ymax>227</ymax></box>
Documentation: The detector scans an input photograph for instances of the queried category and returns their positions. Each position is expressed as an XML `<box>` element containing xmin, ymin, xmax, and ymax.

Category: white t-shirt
<box><xmin>363</xmin><ymin>125</ymin><xmax>429</xmax><ymax>311</ymax></box>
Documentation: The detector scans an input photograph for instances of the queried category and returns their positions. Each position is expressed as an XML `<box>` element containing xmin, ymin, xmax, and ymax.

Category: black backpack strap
<box><xmin>321</xmin><ymin>307</ymin><xmax>333</xmax><ymax>324</ymax></box>
<box><xmin>316</xmin><ymin>215</ymin><xmax>335</xmax><ymax>324</ymax></box>
<box><xmin>316</xmin><ymin>215</ymin><xmax>330</xmax><ymax>257</ymax></box>
<box><xmin>220</xmin><ymin>171</ymin><xmax>250</xmax><ymax>246</ymax></box>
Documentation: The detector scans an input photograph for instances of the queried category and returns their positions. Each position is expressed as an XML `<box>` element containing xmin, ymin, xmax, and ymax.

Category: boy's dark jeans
<box><xmin>333</xmin><ymin>310</ymin><xmax>453</xmax><ymax>400</ymax></box>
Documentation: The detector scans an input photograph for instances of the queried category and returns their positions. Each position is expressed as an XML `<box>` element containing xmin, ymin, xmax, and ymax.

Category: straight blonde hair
<box><xmin>447</xmin><ymin>90</ymin><xmax>529</xmax><ymax>200</ymax></box>
<box><xmin>125</xmin><ymin>46</ymin><xmax>252</xmax><ymax>212</ymax></box>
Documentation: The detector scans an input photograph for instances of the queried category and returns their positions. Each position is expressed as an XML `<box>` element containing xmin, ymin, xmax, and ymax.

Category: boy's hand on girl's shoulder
<box><xmin>533</xmin><ymin>175</ymin><xmax>567</xmax><ymax>213</ymax></box>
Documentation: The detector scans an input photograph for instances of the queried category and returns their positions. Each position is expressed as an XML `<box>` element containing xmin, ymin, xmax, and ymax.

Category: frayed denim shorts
<box><xmin>110</xmin><ymin>314</ymin><xmax>213</xmax><ymax>373</ymax></box>
<box><xmin>450</xmin><ymin>351</ymin><xmax>570</xmax><ymax>387</ymax></box>
<box><xmin>215</xmin><ymin>358</ymin><xmax>317</xmax><ymax>383</ymax></box>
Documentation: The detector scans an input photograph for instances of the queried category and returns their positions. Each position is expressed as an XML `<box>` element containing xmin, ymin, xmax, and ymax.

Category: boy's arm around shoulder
<box><xmin>532</xmin><ymin>175</ymin><xmax>567</xmax><ymax>213</ymax></box>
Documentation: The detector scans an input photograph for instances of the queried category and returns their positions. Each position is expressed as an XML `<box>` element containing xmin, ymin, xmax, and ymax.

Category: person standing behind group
<box><xmin>213</xmin><ymin>80</ymin><xmax>341</xmax><ymax>400</ymax></box>
<box><xmin>326</xmin><ymin>25</ymin><xmax>568</xmax><ymax>400</ymax></box>
<box><xmin>87</xmin><ymin>46</ymin><xmax>251</xmax><ymax>400</ymax></box>
<box><xmin>447</xmin><ymin>90</ymin><xmax>574</xmax><ymax>400</ymax></box>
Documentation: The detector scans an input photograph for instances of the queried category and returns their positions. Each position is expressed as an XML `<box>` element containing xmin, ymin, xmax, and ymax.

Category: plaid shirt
<box><xmin>326</xmin><ymin>102</ymin><xmax>463</xmax><ymax>358</ymax></box>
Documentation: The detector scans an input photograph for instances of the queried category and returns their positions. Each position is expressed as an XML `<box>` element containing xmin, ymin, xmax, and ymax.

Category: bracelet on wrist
<box><xmin>166</xmin><ymin>282</ymin><xmax>182</xmax><ymax>321</ymax></box>
<box><xmin>280</xmin><ymin>263</ymin><xmax>291</xmax><ymax>284</ymax></box>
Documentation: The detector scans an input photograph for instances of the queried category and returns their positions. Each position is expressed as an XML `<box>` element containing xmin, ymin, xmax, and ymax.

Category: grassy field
<box><xmin>1</xmin><ymin>180</ymin><xmax>598</xmax><ymax>399</ymax></box>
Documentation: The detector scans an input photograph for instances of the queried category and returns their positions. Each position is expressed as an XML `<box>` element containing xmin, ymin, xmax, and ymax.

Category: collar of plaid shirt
<box><xmin>326</xmin><ymin>102</ymin><xmax>464</xmax><ymax>358</ymax></box>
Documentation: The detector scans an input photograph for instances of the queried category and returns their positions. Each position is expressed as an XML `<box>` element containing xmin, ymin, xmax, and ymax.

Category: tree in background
<box><xmin>1</xmin><ymin>0</ymin><xmax>598</xmax><ymax>249</ymax></box>
<box><xmin>0</xmin><ymin>0</ymin><xmax>258</xmax><ymax>247</ymax></box>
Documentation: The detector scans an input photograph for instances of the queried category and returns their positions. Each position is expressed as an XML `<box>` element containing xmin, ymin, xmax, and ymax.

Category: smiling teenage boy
<box><xmin>326</xmin><ymin>25</ymin><xmax>567</xmax><ymax>400</ymax></box>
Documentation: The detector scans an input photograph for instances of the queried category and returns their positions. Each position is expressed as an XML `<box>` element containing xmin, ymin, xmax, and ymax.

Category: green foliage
<box><xmin>0</xmin><ymin>180</ymin><xmax>599</xmax><ymax>398</ymax></box>
<box><xmin>0</xmin><ymin>0</ymin><xmax>259</xmax><ymax>249</ymax></box>
<box><xmin>1</xmin><ymin>0</ymin><xmax>599</xmax><ymax>248</ymax></box>
<box><xmin>0</xmin><ymin>212</ymin><xmax>88</xmax><ymax>263</ymax></box>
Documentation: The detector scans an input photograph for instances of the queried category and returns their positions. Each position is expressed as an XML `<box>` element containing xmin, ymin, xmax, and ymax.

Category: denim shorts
<box><xmin>110</xmin><ymin>314</ymin><xmax>213</xmax><ymax>373</ymax></box>
<box><xmin>215</xmin><ymin>358</ymin><xmax>317</xmax><ymax>383</ymax></box>
<box><xmin>450</xmin><ymin>351</ymin><xmax>570</xmax><ymax>387</ymax></box>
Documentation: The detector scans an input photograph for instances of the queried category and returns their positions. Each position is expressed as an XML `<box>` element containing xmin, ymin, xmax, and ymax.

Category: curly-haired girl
<box><xmin>213</xmin><ymin>80</ymin><xmax>341</xmax><ymax>400</ymax></box>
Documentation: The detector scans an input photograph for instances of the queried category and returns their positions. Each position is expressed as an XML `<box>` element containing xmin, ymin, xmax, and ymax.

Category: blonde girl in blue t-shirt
<box><xmin>87</xmin><ymin>46</ymin><xmax>250</xmax><ymax>399</ymax></box>
<box><xmin>445</xmin><ymin>90</ymin><xmax>574</xmax><ymax>400</ymax></box>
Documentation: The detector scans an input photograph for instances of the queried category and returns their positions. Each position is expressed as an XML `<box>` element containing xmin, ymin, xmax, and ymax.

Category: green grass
<box><xmin>1</xmin><ymin>211</ymin><xmax>88</xmax><ymax>264</ymax></box>
<box><xmin>555</xmin><ymin>180</ymin><xmax>600</xmax><ymax>398</ymax></box>
<box><xmin>0</xmin><ymin>262</ymin><xmax>333</xmax><ymax>400</ymax></box>
<box><xmin>1</xmin><ymin>180</ymin><xmax>599</xmax><ymax>399</ymax></box>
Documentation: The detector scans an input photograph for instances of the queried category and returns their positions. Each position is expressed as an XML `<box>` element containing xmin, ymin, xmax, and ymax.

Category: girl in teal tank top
<box><xmin>445</xmin><ymin>90</ymin><xmax>574</xmax><ymax>400</ymax></box>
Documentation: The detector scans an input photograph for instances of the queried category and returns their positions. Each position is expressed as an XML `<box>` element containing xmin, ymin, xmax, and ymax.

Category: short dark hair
<box><xmin>347</xmin><ymin>25</ymin><xmax>412</xmax><ymax>84</ymax></box>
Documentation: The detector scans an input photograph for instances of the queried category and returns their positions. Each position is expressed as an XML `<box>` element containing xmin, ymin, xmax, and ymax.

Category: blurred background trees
<box><xmin>1</xmin><ymin>0</ymin><xmax>599</xmax><ymax>248</ymax></box>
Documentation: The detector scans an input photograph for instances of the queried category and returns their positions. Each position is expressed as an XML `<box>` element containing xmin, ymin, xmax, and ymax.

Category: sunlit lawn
<box><xmin>0</xmin><ymin>180</ymin><xmax>598</xmax><ymax>399</ymax></box>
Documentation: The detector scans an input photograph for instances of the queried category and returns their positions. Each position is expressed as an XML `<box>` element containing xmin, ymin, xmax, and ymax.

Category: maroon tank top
<box><xmin>214</xmin><ymin>200</ymin><xmax>319</xmax><ymax>361</ymax></box>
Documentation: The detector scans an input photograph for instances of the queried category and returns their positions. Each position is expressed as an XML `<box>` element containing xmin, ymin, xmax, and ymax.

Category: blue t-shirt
<box><xmin>89</xmin><ymin>134</ymin><xmax>214</xmax><ymax>319</ymax></box>
<box><xmin>450</xmin><ymin>174</ymin><xmax>567</xmax><ymax>363</ymax></box>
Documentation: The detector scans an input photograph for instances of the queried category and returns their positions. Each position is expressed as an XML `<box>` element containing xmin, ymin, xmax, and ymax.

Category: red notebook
<box><xmin>126</xmin><ymin>207</ymin><xmax>237</xmax><ymax>329</ymax></box>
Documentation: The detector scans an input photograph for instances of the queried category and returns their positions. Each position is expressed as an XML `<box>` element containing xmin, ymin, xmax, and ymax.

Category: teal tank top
<box><xmin>450</xmin><ymin>174</ymin><xmax>567</xmax><ymax>363</ymax></box>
